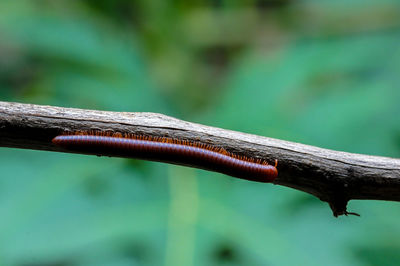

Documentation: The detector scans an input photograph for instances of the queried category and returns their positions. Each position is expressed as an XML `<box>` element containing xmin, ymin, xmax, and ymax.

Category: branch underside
<box><xmin>1</xmin><ymin>101</ymin><xmax>400</xmax><ymax>217</ymax></box>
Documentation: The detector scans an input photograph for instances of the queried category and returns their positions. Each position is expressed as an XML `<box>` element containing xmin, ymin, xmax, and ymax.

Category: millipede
<box><xmin>52</xmin><ymin>131</ymin><xmax>278</xmax><ymax>183</ymax></box>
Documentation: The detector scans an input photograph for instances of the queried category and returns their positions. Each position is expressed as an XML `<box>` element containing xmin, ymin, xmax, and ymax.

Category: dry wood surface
<box><xmin>1</xmin><ymin>101</ymin><xmax>399</xmax><ymax>216</ymax></box>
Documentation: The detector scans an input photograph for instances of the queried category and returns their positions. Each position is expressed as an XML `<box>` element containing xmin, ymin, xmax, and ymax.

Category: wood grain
<box><xmin>1</xmin><ymin>101</ymin><xmax>399</xmax><ymax>216</ymax></box>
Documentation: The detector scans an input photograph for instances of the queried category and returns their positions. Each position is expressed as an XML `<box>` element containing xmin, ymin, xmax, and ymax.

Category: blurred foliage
<box><xmin>0</xmin><ymin>0</ymin><xmax>400</xmax><ymax>265</ymax></box>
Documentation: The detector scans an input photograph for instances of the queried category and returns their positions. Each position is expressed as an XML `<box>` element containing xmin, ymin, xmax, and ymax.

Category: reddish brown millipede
<box><xmin>52</xmin><ymin>132</ymin><xmax>278</xmax><ymax>183</ymax></box>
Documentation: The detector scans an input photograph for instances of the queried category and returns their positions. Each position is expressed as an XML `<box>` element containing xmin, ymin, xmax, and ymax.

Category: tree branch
<box><xmin>1</xmin><ymin>101</ymin><xmax>399</xmax><ymax>216</ymax></box>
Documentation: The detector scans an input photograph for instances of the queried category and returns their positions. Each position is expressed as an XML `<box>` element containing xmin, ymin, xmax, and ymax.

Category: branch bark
<box><xmin>1</xmin><ymin>101</ymin><xmax>399</xmax><ymax>216</ymax></box>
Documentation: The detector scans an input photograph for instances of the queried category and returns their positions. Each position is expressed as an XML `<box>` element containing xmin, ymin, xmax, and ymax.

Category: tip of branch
<box><xmin>344</xmin><ymin>211</ymin><xmax>361</xmax><ymax>217</ymax></box>
<box><xmin>328</xmin><ymin>198</ymin><xmax>360</xmax><ymax>217</ymax></box>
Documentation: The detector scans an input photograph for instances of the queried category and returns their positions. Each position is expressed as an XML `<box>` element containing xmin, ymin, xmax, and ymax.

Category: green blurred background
<box><xmin>1</xmin><ymin>0</ymin><xmax>400</xmax><ymax>265</ymax></box>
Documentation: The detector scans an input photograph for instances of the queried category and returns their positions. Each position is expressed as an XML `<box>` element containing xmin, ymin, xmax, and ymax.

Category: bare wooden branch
<box><xmin>1</xmin><ymin>101</ymin><xmax>399</xmax><ymax>216</ymax></box>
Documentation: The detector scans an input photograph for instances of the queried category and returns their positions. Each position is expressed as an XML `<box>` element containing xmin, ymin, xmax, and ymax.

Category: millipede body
<box><xmin>52</xmin><ymin>132</ymin><xmax>278</xmax><ymax>183</ymax></box>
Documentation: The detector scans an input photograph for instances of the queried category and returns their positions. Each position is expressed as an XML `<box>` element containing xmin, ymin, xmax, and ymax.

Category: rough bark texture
<box><xmin>1</xmin><ymin>101</ymin><xmax>400</xmax><ymax>216</ymax></box>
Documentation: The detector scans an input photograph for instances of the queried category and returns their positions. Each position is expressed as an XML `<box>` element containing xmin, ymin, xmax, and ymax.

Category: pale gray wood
<box><xmin>1</xmin><ymin>101</ymin><xmax>399</xmax><ymax>216</ymax></box>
